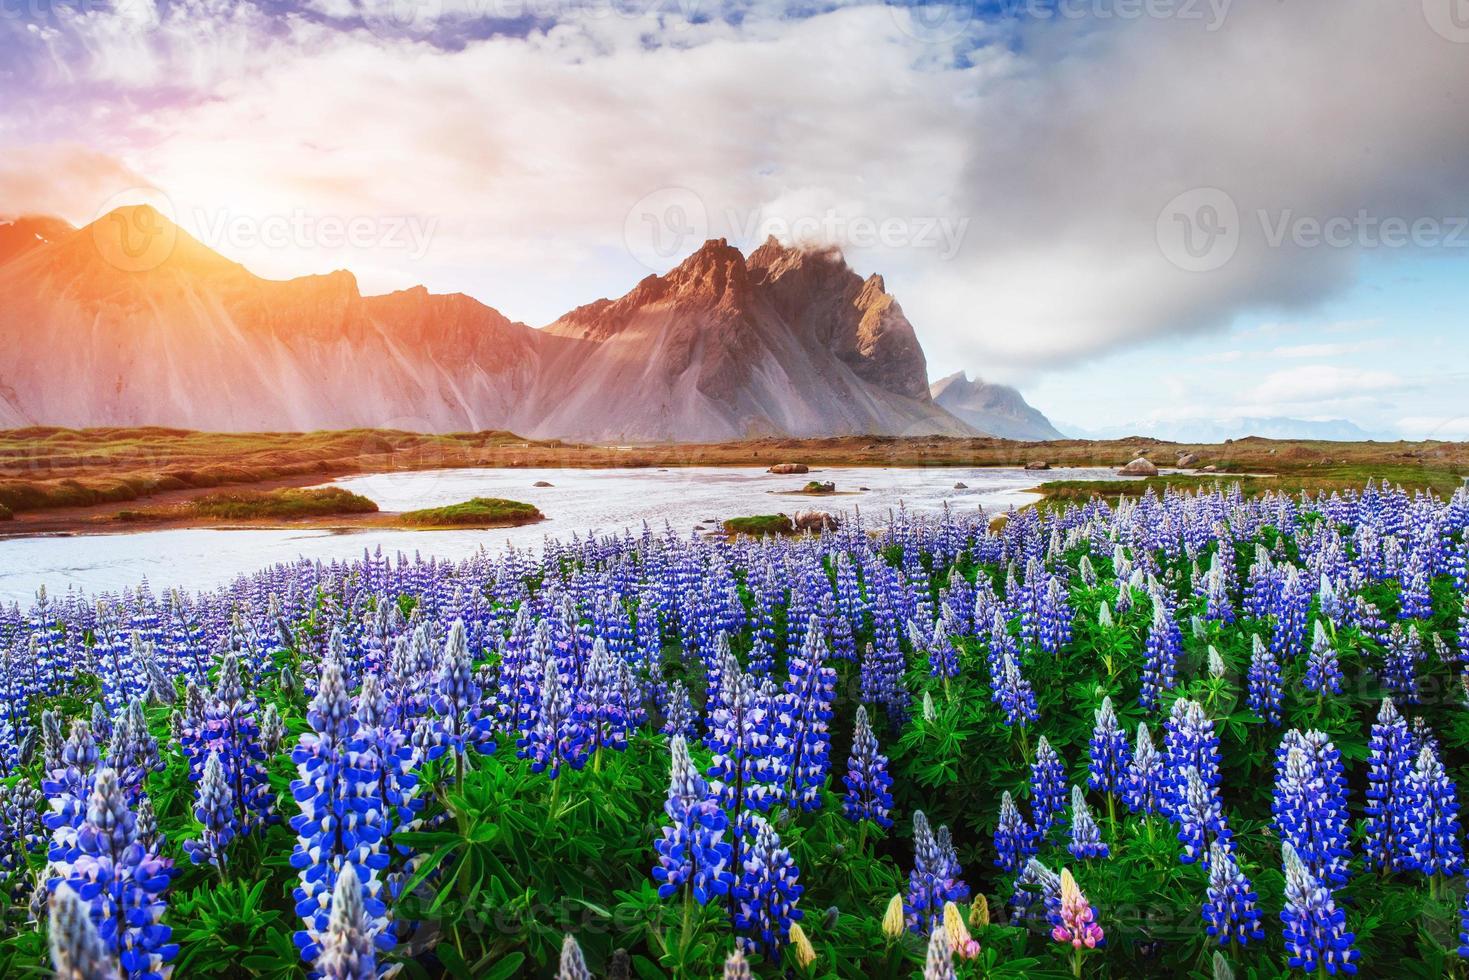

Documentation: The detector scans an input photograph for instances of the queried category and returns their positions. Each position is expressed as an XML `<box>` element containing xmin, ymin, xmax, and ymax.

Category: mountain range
<box><xmin>0</xmin><ymin>208</ymin><xmax>1062</xmax><ymax>442</ymax></box>
<box><xmin>1066</xmin><ymin>416</ymin><xmax>1383</xmax><ymax>443</ymax></box>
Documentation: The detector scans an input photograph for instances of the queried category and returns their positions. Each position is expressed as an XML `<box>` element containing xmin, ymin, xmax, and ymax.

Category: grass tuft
<box><xmin>723</xmin><ymin>514</ymin><xmax>795</xmax><ymax>536</ymax></box>
<box><xmin>186</xmin><ymin>487</ymin><xmax>378</xmax><ymax>520</ymax></box>
<box><xmin>399</xmin><ymin>497</ymin><xmax>542</xmax><ymax>528</ymax></box>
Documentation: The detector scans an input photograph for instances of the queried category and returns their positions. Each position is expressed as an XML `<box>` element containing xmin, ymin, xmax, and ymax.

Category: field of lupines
<box><xmin>2</xmin><ymin>481</ymin><xmax>1469</xmax><ymax>978</ymax></box>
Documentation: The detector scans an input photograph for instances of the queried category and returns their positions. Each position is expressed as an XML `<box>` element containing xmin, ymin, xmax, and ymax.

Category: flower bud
<box><xmin>881</xmin><ymin>893</ymin><xmax>905</xmax><ymax>940</ymax></box>
<box><xmin>968</xmin><ymin>893</ymin><xmax>990</xmax><ymax>929</ymax></box>
<box><xmin>788</xmin><ymin>923</ymin><xmax>816</xmax><ymax>969</ymax></box>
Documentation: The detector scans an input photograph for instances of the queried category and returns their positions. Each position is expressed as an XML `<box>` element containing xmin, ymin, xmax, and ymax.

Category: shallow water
<box><xmin>0</xmin><ymin>465</ymin><xmax>1127</xmax><ymax>601</ymax></box>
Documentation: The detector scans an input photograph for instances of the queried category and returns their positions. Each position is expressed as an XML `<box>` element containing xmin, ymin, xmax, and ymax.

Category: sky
<box><xmin>1</xmin><ymin>0</ymin><xmax>1467</xmax><ymax>438</ymax></box>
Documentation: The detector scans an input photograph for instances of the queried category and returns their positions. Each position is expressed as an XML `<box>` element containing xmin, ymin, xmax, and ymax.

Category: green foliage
<box><xmin>398</xmin><ymin>497</ymin><xmax>542</xmax><ymax>528</ymax></box>
<box><xmin>186</xmin><ymin>486</ymin><xmax>379</xmax><ymax>519</ymax></box>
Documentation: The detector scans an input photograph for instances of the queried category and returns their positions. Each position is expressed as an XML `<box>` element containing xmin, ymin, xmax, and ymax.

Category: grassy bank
<box><xmin>0</xmin><ymin>426</ymin><xmax>1463</xmax><ymax>523</ymax></box>
<box><xmin>723</xmin><ymin>514</ymin><xmax>795</xmax><ymax>536</ymax></box>
<box><xmin>399</xmin><ymin>497</ymin><xmax>542</xmax><ymax>528</ymax></box>
<box><xmin>117</xmin><ymin>486</ymin><xmax>378</xmax><ymax>522</ymax></box>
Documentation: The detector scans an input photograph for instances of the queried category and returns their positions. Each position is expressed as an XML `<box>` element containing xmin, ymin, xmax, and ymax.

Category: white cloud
<box><xmin>1247</xmin><ymin>365</ymin><xmax>1402</xmax><ymax>405</ymax></box>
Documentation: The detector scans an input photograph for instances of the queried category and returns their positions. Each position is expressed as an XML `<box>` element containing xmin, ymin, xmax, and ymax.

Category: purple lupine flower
<box><xmin>1273</xmin><ymin>731</ymin><xmax>1351</xmax><ymax>887</ymax></box>
<box><xmin>1140</xmin><ymin>603</ymin><xmax>1180</xmax><ymax>711</ymax></box>
<box><xmin>652</xmin><ymin>735</ymin><xmax>731</xmax><ymax>905</ymax></box>
<box><xmin>707</xmin><ymin>650</ymin><xmax>779</xmax><ymax>824</ymax></box>
<box><xmin>1280</xmin><ymin>841</ymin><xmax>1359</xmax><ymax>976</ymax></box>
<box><xmin>992</xmin><ymin>648</ymin><xmax>1038</xmax><ymax>728</ymax></box>
<box><xmin>288</xmin><ymin>659</ymin><xmax>390</xmax><ymax>968</ymax></box>
<box><xmin>842</xmin><ymin>705</ymin><xmax>893</xmax><ymax>829</ymax></box>
<box><xmin>994</xmin><ymin>791</ymin><xmax>1036</xmax><ymax>874</ymax></box>
<box><xmin>1050</xmin><ymin>868</ymin><xmax>1104</xmax><ymax>951</ymax></box>
<box><xmin>732</xmin><ymin>813</ymin><xmax>803</xmax><ymax>962</ymax></box>
<box><xmin>428</xmin><ymin>620</ymin><xmax>497</xmax><ymax>763</ymax></box>
<box><xmin>1246</xmin><ymin>635</ymin><xmax>1282</xmax><ymax>726</ymax></box>
<box><xmin>1068</xmin><ymin>786</ymin><xmax>1108</xmax><ymax>860</ymax></box>
<box><xmin>559</xmin><ymin>933</ymin><xmax>591</xmax><ymax>980</ymax></box>
<box><xmin>926</xmin><ymin>620</ymin><xmax>960</xmax><ymax>680</ymax></box>
<box><xmin>1123</xmin><ymin>723</ymin><xmax>1163</xmax><ymax>817</ymax></box>
<box><xmin>1271</xmin><ymin>566</ymin><xmax>1310</xmax><ymax>657</ymax></box>
<box><xmin>524</xmin><ymin>659</ymin><xmax>575</xmax><ymax>779</ymax></box>
<box><xmin>934</xmin><ymin>823</ymin><xmax>969</xmax><ymax>906</ymax></box>
<box><xmin>1087</xmin><ymin>696</ymin><xmax>1131</xmax><ymax>798</ymax></box>
<box><xmin>182</xmin><ymin>750</ymin><xmax>234</xmax><ymax>870</ymax></box>
<box><xmin>1030</xmin><ymin>737</ymin><xmax>1067</xmax><ymax>837</ymax></box>
<box><xmin>1364</xmin><ymin>698</ymin><xmax>1416</xmax><ymax>873</ymax></box>
<box><xmin>905</xmin><ymin>811</ymin><xmax>947</xmax><ymax>935</ymax></box>
<box><xmin>1304</xmin><ymin>622</ymin><xmax>1343</xmax><ymax>698</ymax></box>
<box><xmin>316</xmin><ymin>863</ymin><xmax>377</xmax><ymax>980</ymax></box>
<box><xmin>776</xmin><ymin>617</ymin><xmax>837</xmax><ymax>811</ymax></box>
<box><xmin>1381</xmin><ymin>624</ymin><xmax>1424</xmax><ymax>703</ymax></box>
<box><xmin>1202</xmin><ymin>841</ymin><xmax>1262</xmax><ymax>948</ymax></box>
<box><xmin>49</xmin><ymin>882</ymin><xmax>117</xmax><ymax>980</ymax></box>
<box><xmin>1403</xmin><ymin>742</ymin><xmax>1464</xmax><ymax>877</ymax></box>
<box><xmin>1175</xmin><ymin>766</ymin><xmax>1231</xmax><ymax>866</ymax></box>
<box><xmin>569</xmin><ymin>638</ymin><xmax>629</xmax><ymax>764</ymax></box>
<box><xmin>1009</xmin><ymin>857</ymin><xmax>1059</xmax><ymax>924</ymax></box>
<box><xmin>48</xmin><ymin>767</ymin><xmax>177</xmax><ymax>980</ymax></box>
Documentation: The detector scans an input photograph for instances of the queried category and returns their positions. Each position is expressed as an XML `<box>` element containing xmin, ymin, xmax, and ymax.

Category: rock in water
<box><xmin>1025</xmin><ymin>460</ymin><xmax>1050</xmax><ymax>470</ymax></box>
<box><xmin>953</xmin><ymin>481</ymin><xmax>968</xmax><ymax>489</ymax></box>
<box><xmin>768</xmin><ymin>463</ymin><xmax>809</xmax><ymax>474</ymax></box>
<box><xmin>794</xmin><ymin>510</ymin><xmax>838</xmax><ymax>532</ymax></box>
<box><xmin>1118</xmin><ymin>458</ymin><xmax>1159</xmax><ymax>476</ymax></box>
<box><xmin>533</xmin><ymin>480</ymin><xmax>554</xmax><ymax>487</ymax></box>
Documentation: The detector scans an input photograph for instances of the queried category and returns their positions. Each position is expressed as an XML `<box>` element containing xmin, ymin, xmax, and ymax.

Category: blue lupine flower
<box><xmin>992</xmin><ymin>647</ymin><xmax>1038</xmax><ymax>728</ymax></box>
<box><xmin>1175</xmin><ymin>766</ymin><xmax>1231</xmax><ymax>865</ymax></box>
<box><xmin>48</xmin><ymin>767</ymin><xmax>177</xmax><ymax>980</ymax></box>
<box><xmin>1381</xmin><ymin>625</ymin><xmax>1424</xmax><ymax>703</ymax></box>
<box><xmin>1280</xmin><ymin>841</ymin><xmax>1359</xmax><ymax>975</ymax></box>
<box><xmin>1031</xmin><ymin>737</ymin><xmax>1067</xmax><ymax>837</ymax></box>
<box><xmin>288</xmin><ymin>659</ymin><xmax>391</xmax><ymax>968</ymax></box>
<box><xmin>1202</xmin><ymin>841</ymin><xmax>1263</xmax><ymax>948</ymax></box>
<box><xmin>1273</xmin><ymin>731</ymin><xmax>1351</xmax><ymax>887</ymax></box>
<box><xmin>1124</xmin><ymin>723</ymin><xmax>1163</xmax><ymax>817</ymax></box>
<box><xmin>842</xmin><ymin>705</ymin><xmax>893</xmax><ymax>829</ymax></box>
<box><xmin>558</xmin><ymin>933</ymin><xmax>591</xmax><ymax>980</ymax></box>
<box><xmin>733</xmin><ymin>813</ymin><xmax>804</xmax><ymax>962</ymax></box>
<box><xmin>1163</xmin><ymin>699</ymin><xmax>1221</xmax><ymax>815</ymax></box>
<box><xmin>49</xmin><ymin>882</ymin><xmax>117</xmax><ymax>980</ymax></box>
<box><xmin>776</xmin><ymin>617</ymin><xmax>837</xmax><ymax>811</ymax></box>
<box><xmin>1068</xmin><ymin>786</ymin><xmax>1108</xmax><ymax>860</ymax></box>
<box><xmin>1364</xmin><ymin>698</ymin><xmax>1416</xmax><ymax>873</ymax></box>
<box><xmin>1247</xmin><ymin>635</ymin><xmax>1283</xmax><ymax>725</ymax></box>
<box><xmin>1304</xmin><ymin>623</ymin><xmax>1343</xmax><ymax>698</ymax></box>
<box><xmin>428</xmin><ymin>620</ymin><xmax>497</xmax><ymax>763</ymax></box>
<box><xmin>934</xmin><ymin>823</ymin><xmax>969</xmax><ymax>906</ymax></box>
<box><xmin>316</xmin><ymin>863</ymin><xmax>377</xmax><ymax>980</ymax></box>
<box><xmin>905</xmin><ymin>811</ymin><xmax>948</xmax><ymax>935</ymax></box>
<box><xmin>524</xmin><ymin>659</ymin><xmax>575</xmax><ymax>778</ymax></box>
<box><xmin>1403</xmin><ymin>742</ymin><xmax>1463</xmax><ymax>877</ymax></box>
<box><xmin>1009</xmin><ymin>857</ymin><xmax>1060</xmax><ymax>924</ymax></box>
<box><xmin>1088</xmin><ymin>696</ymin><xmax>1131</xmax><ymax>797</ymax></box>
<box><xmin>182</xmin><ymin>750</ymin><xmax>234</xmax><ymax>870</ymax></box>
<box><xmin>707</xmin><ymin>651</ymin><xmax>779</xmax><ymax>823</ymax></box>
<box><xmin>926</xmin><ymin>620</ymin><xmax>960</xmax><ymax>680</ymax></box>
<box><xmin>994</xmin><ymin>791</ymin><xmax>1036</xmax><ymax>874</ymax></box>
<box><xmin>1140</xmin><ymin>603</ymin><xmax>1180</xmax><ymax>711</ymax></box>
<box><xmin>652</xmin><ymin>735</ymin><xmax>732</xmax><ymax>905</ymax></box>
<box><xmin>1271</xmin><ymin>567</ymin><xmax>1310</xmax><ymax>658</ymax></box>
<box><xmin>570</xmin><ymin>638</ymin><xmax>630</xmax><ymax>764</ymax></box>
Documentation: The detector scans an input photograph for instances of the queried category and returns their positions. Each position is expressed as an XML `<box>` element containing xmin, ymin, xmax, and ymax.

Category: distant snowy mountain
<box><xmin>929</xmin><ymin>371</ymin><xmax>1065</xmax><ymax>441</ymax></box>
<box><xmin>1067</xmin><ymin>417</ymin><xmax>1384</xmax><ymax>443</ymax></box>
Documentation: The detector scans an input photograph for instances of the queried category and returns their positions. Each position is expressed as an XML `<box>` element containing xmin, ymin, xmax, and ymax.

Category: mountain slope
<box><xmin>929</xmin><ymin>371</ymin><xmax>1064</xmax><ymax>441</ymax></box>
<box><xmin>0</xmin><ymin>206</ymin><xmax>544</xmax><ymax>431</ymax></box>
<box><xmin>0</xmin><ymin>210</ymin><xmax>975</xmax><ymax>439</ymax></box>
